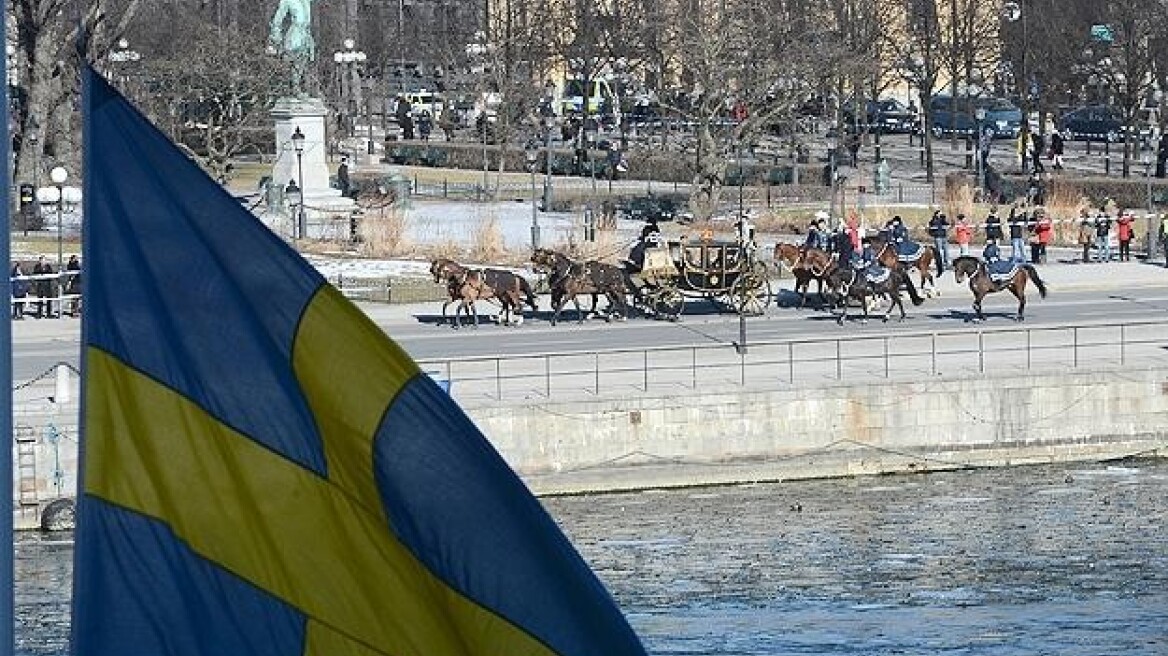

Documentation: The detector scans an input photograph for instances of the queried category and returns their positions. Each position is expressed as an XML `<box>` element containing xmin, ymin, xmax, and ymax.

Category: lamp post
<box><xmin>291</xmin><ymin>126</ymin><xmax>306</xmax><ymax>238</ymax></box>
<box><xmin>109</xmin><ymin>38</ymin><xmax>141</xmax><ymax>96</ymax></box>
<box><xmin>1004</xmin><ymin>1</ymin><xmax>1030</xmax><ymax>173</ymax></box>
<box><xmin>50</xmin><ymin>166</ymin><xmax>67</xmax><ymax>274</ymax></box>
<box><xmin>827</xmin><ymin>133</ymin><xmax>838</xmax><ymax>218</ymax></box>
<box><xmin>525</xmin><ymin>144</ymin><xmax>541</xmax><ymax>250</ymax></box>
<box><xmin>285</xmin><ymin>180</ymin><xmax>302</xmax><ymax>239</ymax></box>
<box><xmin>333</xmin><ymin>39</ymin><xmax>367</xmax><ymax>140</ymax></box>
<box><xmin>975</xmin><ymin>107</ymin><xmax>988</xmax><ymax>194</ymax></box>
<box><xmin>26</xmin><ymin>126</ymin><xmax>40</xmax><ymax>235</ymax></box>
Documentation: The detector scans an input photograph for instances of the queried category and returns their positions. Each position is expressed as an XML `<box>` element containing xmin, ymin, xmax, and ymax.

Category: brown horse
<box><xmin>530</xmin><ymin>248</ymin><xmax>630</xmax><ymax>325</ymax></box>
<box><xmin>952</xmin><ymin>256</ymin><xmax>1047</xmax><ymax>322</ymax></box>
<box><xmin>773</xmin><ymin>243</ymin><xmax>837</xmax><ymax>308</ymax></box>
<box><xmin>866</xmin><ymin>235</ymin><xmax>937</xmax><ymax>293</ymax></box>
<box><xmin>824</xmin><ymin>264</ymin><xmax>925</xmax><ymax>324</ymax></box>
<box><xmin>429</xmin><ymin>258</ymin><xmax>531</xmax><ymax>327</ymax></box>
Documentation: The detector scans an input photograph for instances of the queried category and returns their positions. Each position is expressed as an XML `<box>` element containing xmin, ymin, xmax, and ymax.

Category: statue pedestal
<box><xmin>271</xmin><ymin>97</ymin><xmax>355</xmax><ymax>237</ymax></box>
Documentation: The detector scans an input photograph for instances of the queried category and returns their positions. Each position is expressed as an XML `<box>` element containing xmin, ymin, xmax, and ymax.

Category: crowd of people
<box><xmin>9</xmin><ymin>255</ymin><xmax>81</xmax><ymax>319</ymax></box>
<box><xmin>798</xmin><ymin>201</ymin><xmax>1164</xmax><ymax>277</ymax></box>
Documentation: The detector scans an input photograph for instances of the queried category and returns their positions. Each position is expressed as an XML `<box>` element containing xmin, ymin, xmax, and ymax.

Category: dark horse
<box><xmin>773</xmin><ymin>243</ymin><xmax>837</xmax><ymax>309</ymax></box>
<box><xmin>866</xmin><ymin>235</ymin><xmax>938</xmax><ymax>293</ymax></box>
<box><xmin>824</xmin><ymin>265</ymin><xmax>925</xmax><ymax>324</ymax></box>
<box><xmin>530</xmin><ymin>248</ymin><xmax>631</xmax><ymax>325</ymax></box>
<box><xmin>952</xmin><ymin>256</ymin><xmax>1047</xmax><ymax>322</ymax></box>
<box><xmin>429</xmin><ymin>258</ymin><xmax>536</xmax><ymax>327</ymax></box>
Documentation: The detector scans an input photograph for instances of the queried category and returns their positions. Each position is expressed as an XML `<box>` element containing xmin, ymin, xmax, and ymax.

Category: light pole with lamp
<box><xmin>109</xmin><ymin>38</ymin><xmax>141</xmax><ymax>95</ymax></box>
<box><xmin>333</xmin><ymin>39</ymin><xmax>369</xmax><ymax>149</ymax></box>
<box><xmin>291</xmin><ymin>126</ymin><xmax>306</xmax><ymax>238</ymax></box>
<box><xmin>285</xmin><ymin>179</ymin><xmax>302</xmax><ymax>239</ymax></box>
<box><xmin>50</xmin><ymin>166</ymin><xmax>68</xmax><ymax>274</ymax></box>
<box><xmin>827</xmin><ymin>133</ymin><xmax>838</xmax><ymax>218</ymax></box>
<box><xmin>975</xmin><ymin>107</ymin><xmax>988</xmax><ymax>194</ymax></box>
<box><xmin>25</xmin><ymin>126</ymin><xmax>40</xmax><ymax>235</ymax></box>
<box><xmin>1003</xmin><ymin>1</ymin><xmax>1031</xmax><ymax>173</ymax></box>
<box><xmin>525</xmin><ymin>143</ymin><xmax>541</xmax><ymax>250</ymax></box>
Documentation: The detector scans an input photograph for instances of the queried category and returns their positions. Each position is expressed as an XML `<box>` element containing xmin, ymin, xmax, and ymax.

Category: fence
<box><xmin>417</xmin><ymin>319</ymin><xmax>1168</xmax><ymax>405</ymax></box>
<box><xmin>10</xmin><ymin>271</ymin><xmax>81</xmax><ymax>318</ymax></box>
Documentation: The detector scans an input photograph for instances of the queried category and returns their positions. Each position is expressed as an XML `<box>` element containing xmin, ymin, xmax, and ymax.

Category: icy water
<box><xmin>16</xmin><ymin>461</ymin><xmax>1168</xmax><ymax>655</ymax></box>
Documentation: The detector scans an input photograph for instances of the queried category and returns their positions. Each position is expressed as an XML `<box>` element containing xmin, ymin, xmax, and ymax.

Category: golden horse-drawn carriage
<box><xmin>630</xmin><ymin>237</ymin><xmax>772</xmax><ymax>320</ymax></box>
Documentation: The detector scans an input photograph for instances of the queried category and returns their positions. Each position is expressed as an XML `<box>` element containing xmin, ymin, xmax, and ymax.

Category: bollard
<box><xmin>55</xmin><ymin>364</ymin><xmax>71</xmax><ymax>405</ymax></box>
<box><xmin>919</xmin><ymin>147</ymin><xmax>925</xmax><ymax>167</ymax></box>
<box><xmin>898</xmin><ymin>183</ymin><xmax>904</xmax><ymax>203</ymax></box>
<box><xmin>1105</xmin><ymin>156</ymin><xmax>1111</xmax><ymax>176</ymax></box>
<box><xmin>443</xmin><ymin>179</ymin><xmax>448</xmax><ymax>198</ymax></box>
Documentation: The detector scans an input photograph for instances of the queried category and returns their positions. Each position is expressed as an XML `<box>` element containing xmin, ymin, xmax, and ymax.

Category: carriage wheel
<box><xmin>731</xmin><ymin>262</ymin><xmax>772</xmax><ymax>316</ymax></box>
<box><xmin>652</xmin><ymin>287</ymin><xmax>685</xmax><ymax>320</ymax></box>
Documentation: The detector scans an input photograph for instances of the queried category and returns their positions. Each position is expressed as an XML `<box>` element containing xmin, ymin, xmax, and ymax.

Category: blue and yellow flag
<box><xmin>74</xmin><ymin>67</ymin><xmax>647</xmax><ymax>656</ymax></box>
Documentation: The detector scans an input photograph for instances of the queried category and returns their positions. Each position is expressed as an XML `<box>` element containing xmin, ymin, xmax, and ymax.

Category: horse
<box><xmin>866</xmin><ymin>235</ymin><xmax>937</xmax><ymax>293</ymax></box>
<box><xmin>530</xmin><ymin>248</ymin><xmax>631</xmax><ymax>325</ymax></box>
<box><xmin>429</xmin><ymin>258</ymin><xmax>531</xmax><ymax>327</ymax></box>
<box><xmin>824</xmin><ymin>264</ymin><xmax>925</xmax><ymax>325</ymax></box>
<box><xmin>951</xmin><ymin>256</ymin><xmax>1047</xmax><ymax>322</ymax></box>
<box><xmin>773</xmin><ymin>243</ymin><xmax>837</xmax><ymax>308</ymax></box>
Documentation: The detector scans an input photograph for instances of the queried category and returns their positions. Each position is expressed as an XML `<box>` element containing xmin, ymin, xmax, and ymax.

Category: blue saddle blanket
<box><xmin>896</xmin><ymin>241</ymin><xmax>924</xmax><ymax>261</ymax></box>
<box><xmin>987</xmin><ymin>261</ymin><xmax>1020</xmax><ymax>281</ymax></box>
<box><xmin>864</xmin><ymin>266</ymin><xmax>891</xmax><ymax>284</ymax></box>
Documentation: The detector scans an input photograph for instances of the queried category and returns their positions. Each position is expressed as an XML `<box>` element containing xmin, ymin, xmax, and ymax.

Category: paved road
<box><xmin>13</xmin><ymin>261</ymin><xmax>1168</xmax><ymax>398</ymax></box>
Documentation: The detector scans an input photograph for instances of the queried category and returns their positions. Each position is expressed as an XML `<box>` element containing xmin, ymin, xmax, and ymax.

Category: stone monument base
<box><xmin>270</xmin><ymin>96</ymin><xmax>355</xmax><ymax>239</ymax></box>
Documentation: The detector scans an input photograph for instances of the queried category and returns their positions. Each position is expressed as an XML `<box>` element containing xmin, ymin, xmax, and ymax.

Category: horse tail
<box><xmin>520</xmin><ymin>276</ymin><xmax>538</xmax><ymax>309</ymax></box>
<box><xmin>901</xmin><ymin>270</ymin><xmax>926</xmax><ymax>306</ymax></box>
<box><xmin>1023</xmin><ymin>264</ymin><xmax>1048</xmax><ymax>298</ymax></box>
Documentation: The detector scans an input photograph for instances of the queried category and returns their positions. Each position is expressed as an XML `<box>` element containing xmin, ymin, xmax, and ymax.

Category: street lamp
<box><xmin>26</xmin><ymin>126</ymin><xmax>40</xmax><ymax>235</ymax></box>
<box><xmin>333</xmin><ymin>39</ymin><xmax>366</xmax><ymax>140</ymax></box>
<box><xmin>291</xmin><ymin>126</ymin><xmax>306</xmax><ymax>238</ymax></box>
<box><xmin>50</xmin><ymin>167</ymin><xmax>68</xmax><ymax>273</ymax></box>
<box><xmin>975</xmin><ymin>107</ymin><xmax>988</xmax><ymax>194</ymax></box>
<box><xmin>285</xmin><ymin>180</ymin><xmax>302</xmax><ymax>238</ymax></box>
<box><xmin>109</xmin><ymin>38</ymin><xmax>141</xmax><ymax>93</ymax></box>
<box><xmin>1003</xmin><ymin>0</ymin><xmax>1030</xmax><ymax>172</ymax></box>
<box><xmin>525</xmin><ymin>143</ymin><xmax>540</xmax><ymax>250</ymax></box>
<box><xmin>827</xmin><ymin>133</ymin><xmax>838</xmax><ymax>218</ymax></box>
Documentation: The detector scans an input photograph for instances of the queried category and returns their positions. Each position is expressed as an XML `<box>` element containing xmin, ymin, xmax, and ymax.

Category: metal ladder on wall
<box><xmin>15</xmin><ymin>425</ymin><xmax>38</xmax><ymax>507</ymax></box>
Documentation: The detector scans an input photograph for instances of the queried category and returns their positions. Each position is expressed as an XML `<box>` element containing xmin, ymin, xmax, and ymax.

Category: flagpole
<box><xmin>1</xmin><ymin>4</ymin><xmax>17</xmax><ymax>655</ymax></box>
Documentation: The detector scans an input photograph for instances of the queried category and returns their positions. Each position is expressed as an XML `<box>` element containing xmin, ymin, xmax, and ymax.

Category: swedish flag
<box><xmin>74</xmin><ymin>67</ymin><xmax>647</xmax><ymax>656</ymax></box>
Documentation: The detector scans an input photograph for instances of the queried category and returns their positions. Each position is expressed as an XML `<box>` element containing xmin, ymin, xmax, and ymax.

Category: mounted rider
<box><xmin>803</xmin><ymin>211</ymin><xmax>830</xmax><ymax>252</ymax></box>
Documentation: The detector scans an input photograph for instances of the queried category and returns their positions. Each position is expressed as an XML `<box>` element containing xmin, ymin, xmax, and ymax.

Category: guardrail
<box><xmin>417</xmin><ymin>319</ymin><xmax>1168</xmax><ymax>403</ymax></box>
<box><xmin>9</xmin><ymin>271</ymin><xmax>81</xmax><ymax>318</ymax></box>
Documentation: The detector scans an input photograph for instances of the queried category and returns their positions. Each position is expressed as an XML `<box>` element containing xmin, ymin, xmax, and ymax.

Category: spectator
<box><xmin>1031</xmin><ymin>133</ymin><xmax>1045</xmax><ymax>174</ymax></box>
<box><xmin>31</xmin><ymin>256</ymin><xmax>54</xmax><ymax>318</ymax></box>
<box><xmin>985</xmin><ymin>207</ymin><xmax>1003</xmax><ymax>242</ymax></box>
<box><xmin>417</xmin><ymin>112</ymin><xmax>433</xmax><ymax>141</ymax></box>
<box><xmin>10</xmin><ymin>262</ymin><xmax>28</xmax><ymax>320</ymax></box>
<box><xmin>1116</xmin><ymin>210</ymin><xmax>1135</xmax><ymax>262</ymax></box>
<box><xmin>1034</xmin><ymin>211</ymin><xmax>1053</xmax><ymax>264</ymax></box>
<box><xmin>1078</xmin><ymin>210</ymin><xmax>1094</xmax><ymax>263</ymax></box>
<box><xmin>927</xmin><ymin>210</ymin><xmax>950</xmax><ymax>273</ymax></box>
<box><xmin>1094</xmin><ymin>210</ymin><xmax>1112</xmax><ymax>263</ymax></box>
<box><xmin>1007</xmin><ymin>206</ymin><xmax>1026</xmax><ymax>263</ymax></box>
<box><xmin>65</xmin><ymin>254</ymin><xmax>81</xmax><ymax>316</ymax></box>
<box><xmin>955</xmin><ymin>214</ymin><xmax>973</xmax><ymax>256</ymax></box>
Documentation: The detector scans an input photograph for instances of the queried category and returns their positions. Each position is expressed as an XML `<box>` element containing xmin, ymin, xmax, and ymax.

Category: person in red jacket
<box><xmin>954</xmin><ymin>214</ymin><xmax>973</xmax><ymax>256</ymax></box>
<box><xmin>1034</xmin><ymin>211</ymin><xmax>1053</xmax><ymax>264</ymax></box>
<box><xmin>1116</xmin><ymin>210</ymin><xmax>1135</xmax><ymax>262</ymax></box>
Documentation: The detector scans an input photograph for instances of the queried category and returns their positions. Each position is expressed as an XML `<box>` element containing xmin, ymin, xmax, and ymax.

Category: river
<box><xmin>15</xmin><ymin>461</ymin><xmax>1168</xmax><ymax>655</ymax></box>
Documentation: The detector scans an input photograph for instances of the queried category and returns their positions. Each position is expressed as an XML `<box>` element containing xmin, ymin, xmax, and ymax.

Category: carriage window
<box><xmin>685</xmin><ymin>247</ymin><xmax>704</xmax><ymax>268</ymax></box>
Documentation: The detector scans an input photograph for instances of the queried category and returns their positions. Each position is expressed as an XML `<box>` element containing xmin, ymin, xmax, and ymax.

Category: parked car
<box><xmin>1057</xmin><ymin>105</ymin><xmax>1157</xmax><ymax>143</ymax></box>
<box><xmin>620</xmin><ymin>194</ymin><xmax>690</xmax><ymax>223</ymax></box>
<box><xmin>928</xmin><ymin>96</ymin><xmax>1022</xmax><ymax>139</ymax></box>
<box><xmin>842</xmin><ymin>98</ymin><xmax>916</xmax><ymax>134</ymax></box>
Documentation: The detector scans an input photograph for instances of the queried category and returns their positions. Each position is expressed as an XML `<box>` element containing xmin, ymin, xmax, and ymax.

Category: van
<box><xmin>559</xmin><ymin>78</ymin><xmax>619</xmax><ymax>117</ymax></box>
<box><xmin>404</xmin><ymin>90</ymin><xmax>444</xmax><ymax>121</ymax></box>
<box><xmin>929</xmin><ymin>96</ymin><xmax>1022</xmax><ymax>139</ymax></box>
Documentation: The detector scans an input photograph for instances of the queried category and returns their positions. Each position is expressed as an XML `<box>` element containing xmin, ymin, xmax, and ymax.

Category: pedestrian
<box><xmin>985</xmin><ymin>207</ymin><xmax>1003</xmax><ymax>243</ymax></box>
<box><xmin>1050</xmin><ymin>131</ymin><xmax>1065</xmax><ymax>171</ymax></box>
<box><xmin>1031</xmin><ymin>133</ymin><xmax>1045</xmax><ymax>174</ymax></box>
<box><xmin>1034</xmin><ymin>211</ymin><xmax>1053</xmax><ymax>264</ymax></box>
<box><xmin>417</xmin><ymin>111</ymin><xmax>433</xmax><ymax>141</ymax></box>
<box><xmin>31</xmin><ymin>256</ymin><xmax>54</xmax><ymax>318</ymax></box>
<box><xmin>336</xmin><ymin>156</ymin><xmax>351</xmax><ymax>197</ymax></box>
<box><xmin>1157</xmin><ymin>132</ymin><xmax>1168</xmax><ymax>179</ymax></box>
<box><xmin>1160</xmin><ymin>213</ymin><xmax>1168</xmax><ymax>267</ymax></box>
<box><xmin>955</xmin><ymin>214</ymin><xmax>972</xmax><ymax>256</ymax></box>
<box><xmin>928</xmin><ymin>210</ymin><xmax>950</xmax><ymax>273</ymax></box>
<box><xmin>1116</xmin><ymin>210</ymin><xmax>1135</xmax><ymax>262</ymax></box>
<box><xmin>1094</xmin><ymin>210</ymin><xmax>1112</xmax><ymax>263</ymax></box>
<box><xmin>10</xmin><ymin>262</ymin><xmax>28</xmax><ymax>319</ymax></box>
<box><xmin>64</xmin><ymin>254</ymin><xmax>81</xmax><ymax>316</ymax></box>
<box><xmin>1007</xmin><ymin>206</ymin><xmax>1026</xmax><ymax>263</ymax></box>
<box><xmin>1078</xmin><ymin>210</ymin><xmax>1094</xmax><ymax>263</ymax></box>
<box><xmin>846</xmin><ymin>130</ymin><xmax>861</xmax><ymax>167</ymax></box>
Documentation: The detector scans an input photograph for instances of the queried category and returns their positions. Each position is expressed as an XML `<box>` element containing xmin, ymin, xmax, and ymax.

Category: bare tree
<box><xmin>657</xmin><ymin>0</ymin><xmax>839</xmax><ymax>220</ymax></box>
<box><xmin>887</xmin><ymin>0</ymin><xmax>944</xmax><ymax>183</ymax></box>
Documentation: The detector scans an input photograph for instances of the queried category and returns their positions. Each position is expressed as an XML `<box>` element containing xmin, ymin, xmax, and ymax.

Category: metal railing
<box><xmin>417</xmin><ymin>319</ymin><xmax>1168</xmax><ymax>403</ymax></box>
<box><xmin>9</xmin><ymin>271</ymin><xmax>81</xmax><ymax>318</ymax></box>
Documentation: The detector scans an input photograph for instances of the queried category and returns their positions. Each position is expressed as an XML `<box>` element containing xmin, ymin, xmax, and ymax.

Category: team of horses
<box><xmin>429</xmin><ymin>236</ymin><xmax>1047</xmax><ymax>328</ymax></box>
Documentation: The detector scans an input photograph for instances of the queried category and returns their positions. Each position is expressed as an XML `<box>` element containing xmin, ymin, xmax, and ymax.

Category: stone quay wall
<box><xmin>12</xmin><ymin>366</ymin><xmax>1167</xmax><ymax>528</ymax></box>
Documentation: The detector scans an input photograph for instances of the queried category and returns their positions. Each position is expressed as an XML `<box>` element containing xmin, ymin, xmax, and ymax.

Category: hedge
<box><xmin>997</xmin><ymin>174</ymin><xmax>1168</xmax><ymax>211</ymax></box>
